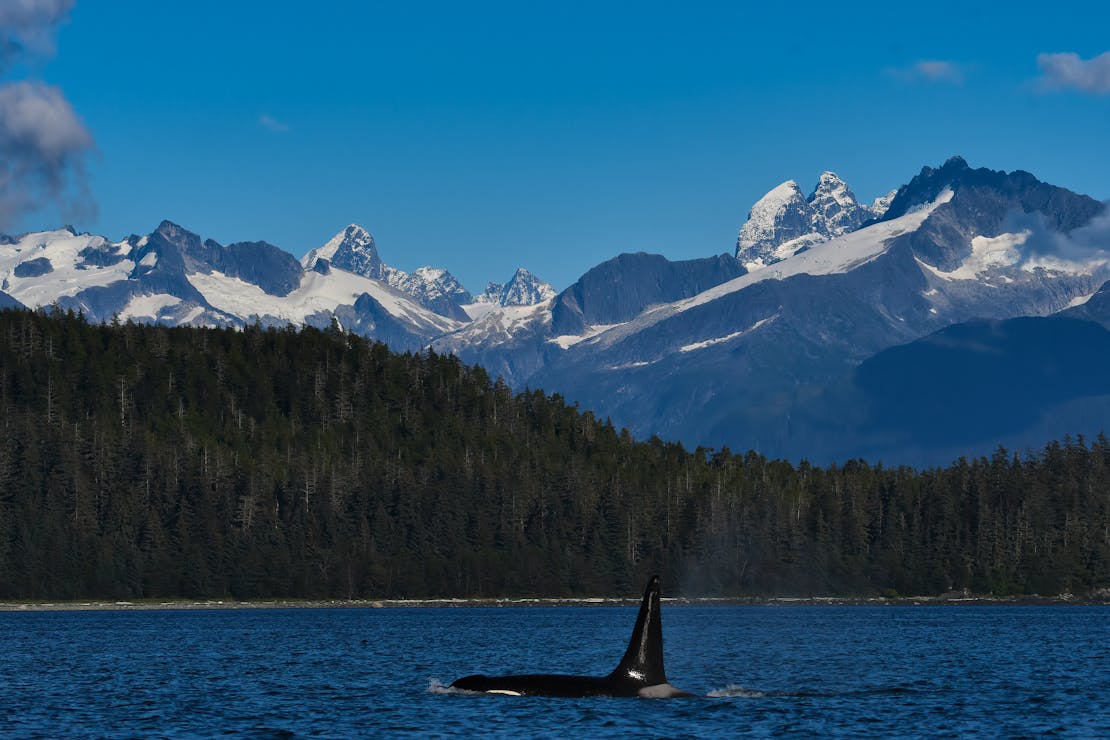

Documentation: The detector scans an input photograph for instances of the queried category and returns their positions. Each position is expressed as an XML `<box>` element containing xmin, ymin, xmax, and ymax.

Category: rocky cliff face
<box><xmin>301</xmin><ymin>224</ymin><xmax>383</xmax><ymax>279</ymax></box>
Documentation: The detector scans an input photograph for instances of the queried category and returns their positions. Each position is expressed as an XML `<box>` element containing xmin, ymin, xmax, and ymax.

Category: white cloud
<box><xmin>1036</xmin><ymin>51</ymin><xmax>1110</xmax><ymax>95</ymax></box>
<box><xmin>913</xmin><ymin>60</ymin><xmax>964</xmax><ymax>83</ymax></box>
<box><xmin>259</xmin><ymin>114</ymin><xmax>290</xmax><ymax>133</ymax></box>
<box><xmin>887</xmin><ymin>60</ymin><xmax>965</xmax><ymax>85</ymax></box>
<box><xmin>0</xmin><ymin>81</ymin><xmax>95</xmax><ymax>229</ymax></box>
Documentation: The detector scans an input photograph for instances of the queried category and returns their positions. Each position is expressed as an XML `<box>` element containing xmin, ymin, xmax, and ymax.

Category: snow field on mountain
<box><xmin>118</xmin><ymin>293</ymin><xmax>182</xmax><ymax>322</ymax></box>
<box><xmin>678</xmin><ymin>316</ymin><xmax>778</xmax><ymax>353</ymax></box>
<box><xmin>448</xmin><ymin>301</ymin><xmax>551</xmax><ymax>344</ymax></box>
<box><xmin>692</xmin><ymin>189</ymin><xmax>954</xmax><ymax>313</ymax></box>
<box><xmin>188</xmin><ymin>264</ymin><xmax>460</xmax><ymax>332</ymax></box>
<box><xmin>1</xmin><ymin>230</ymin><xmax>133</xmax><ymax>306</ymax></box>
<box><xmin>549</xmin><ymin>322</ymin><xmax>621</xmax><ymax>349</ymax></box>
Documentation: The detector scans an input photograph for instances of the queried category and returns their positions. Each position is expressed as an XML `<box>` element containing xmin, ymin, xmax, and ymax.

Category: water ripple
<box><xmin>1</xmin><ymin>606</ymin><xmax>1108</xmax><ymax>738</ymax></box>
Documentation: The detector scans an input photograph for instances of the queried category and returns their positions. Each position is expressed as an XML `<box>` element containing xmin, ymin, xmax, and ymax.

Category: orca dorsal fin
<box><xmin>609</xmin><ymin>575</ymin><xmax>668</xmax><ymax>686</ymax></box>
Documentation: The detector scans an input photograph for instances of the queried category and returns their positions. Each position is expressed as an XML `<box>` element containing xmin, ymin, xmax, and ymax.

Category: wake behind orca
<box><xmin>450</xmin><ymin>575</ymin><xmax>692</xmax><ymax>698</ymax></box>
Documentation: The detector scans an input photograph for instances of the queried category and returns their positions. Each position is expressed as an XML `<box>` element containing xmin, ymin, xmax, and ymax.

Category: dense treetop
<box><xmin>0</xmin><ymin>309</ymin><xmax>1106</xmax><ymax>599</ymax></box>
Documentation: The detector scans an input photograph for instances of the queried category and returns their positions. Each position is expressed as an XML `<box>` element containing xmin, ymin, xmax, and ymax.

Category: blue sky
<box><xmin>5</xmin><ymin>0</ymin><xmax>1109</xmax><ymax>291</ymax></box>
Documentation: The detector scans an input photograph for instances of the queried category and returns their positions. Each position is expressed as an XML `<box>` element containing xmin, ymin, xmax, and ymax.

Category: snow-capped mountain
<box><xmin>735</xmin><ymin>171</ymin><xmax>895</xmax><ymax>271</ymax></box>
<box><xmin>1</xmin><ymin>219</ymin><xmax>555</xmax><ymax>354</ymax></box>
<box><xmin>7</xmin><ymin>156</ymin><xmax>1110</xmax><ymax>464</ymax></box>
<box><xmin>461</xmin><ymin>267</ymin><xmax>556</xmax><ymax>321</ymax></box>
<box><xmin>442</xmin><ymin>157</ymin><xmax>1109</xmax><ymax>464</ymax></box>
<box><xmin>1</xmin><ymin>221</ymin><xmax>462</xmax><ymax>351</ymax></box>
<box><xmin>301</xmin><ymin>224</ymin><xmax>383</xmax><ymax>278</ymax></box>
<box><xmin>301</xmin><ymin>225</ymin><xmax>472</xmax><ymax>320</ymax></box>
<box><xmin>498</xmin><ymin>267</ymin><xmax>556</xmax><ymax>306</ymax></box>
<box><xmin>388</xmin><ymin>266</ymin><xmax>472</xmax><ymax>322</ymax></box>
<box><xmin>435</xmin><ymin>253</ymin><xmax>746</xmax><ymax>386</ymax></box>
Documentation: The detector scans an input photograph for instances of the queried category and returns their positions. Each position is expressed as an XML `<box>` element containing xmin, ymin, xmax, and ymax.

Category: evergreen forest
<box><xmin>0</xmin><ymin>308</ymin><xmax>1107</xmax><ymax>600</ymax></box>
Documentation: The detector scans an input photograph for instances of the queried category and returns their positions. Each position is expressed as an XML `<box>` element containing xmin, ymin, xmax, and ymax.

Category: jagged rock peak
<box><xmin>472</xmin><ymin>268</ymin><xmax>555</xmax><ymax>307</ymax></box>
<box><xmin>735</xmin><ymin>180</ymin><xmax>822</xmax><ymax>270</ymax></box>
<box><xmin>302</xmin><ymin>224</ymin><xmax>382</xmax><ymax>277</ymax></box>
<box><xmin>737</xmin><ymin>180</ymin><xmax>810</xmax><ymax>246</ymax></box>
<box><xmin>501</xmin><ymin>267</ymin><xmax>555</xmax><ymax>306</ymax></box>
<box><xmin>808</xmin><ymin>171</ymin><xmax>870</xmax><ymax>237</ymax></box>
<box><xmin>943</xmin><ymin>154</ymin><xmax>969</xmax><ymax>170</ymax></box>
<box><xmin>398</xmin><ymin>266</ymin><xmax>472</xmax><ymax>304</ymax></box>
<box><xmin>878</xmin><ymin>156</ymin><xmax>1105</xmax><ymax>246</ymax></box>
<box><xmin>155</xmin><ymin>220</ymin><xmax>197</xmax><ymax>240</ymax></box>
<box><xmin>869</xmin><ymin>190</ymin><xmax>897</xmax><ymax>218</ymax></box>
<box><xmin>811</xmin><ymin>171</ymin><xmax>851</xmax><ymax>201</ymax></box>
<box><xmin>736</xmin><ymin>171</ymin><xmax>892</xmax><ymax>271</ymax></box>
<box><xmin>317</xmin><ymin>224</ymin><xmax>376</xmax><ymax>259</ymax></box>
<box><xmin>150</xmin><ymin>220</ymin><xmax>206</xmax><ymax>255</ymax></box>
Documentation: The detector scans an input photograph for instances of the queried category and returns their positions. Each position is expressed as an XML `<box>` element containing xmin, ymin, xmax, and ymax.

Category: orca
<box><xmin>450</xmin><ymin>575</ymin><xmax>692</xmax><ymax>698</ymax></box>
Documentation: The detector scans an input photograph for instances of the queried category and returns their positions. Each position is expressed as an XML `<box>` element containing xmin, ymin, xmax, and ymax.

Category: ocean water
<box><xmin>2</xmin><ymin>604</ymin><xmax>1108</xmax><ymax>738</ymax></box>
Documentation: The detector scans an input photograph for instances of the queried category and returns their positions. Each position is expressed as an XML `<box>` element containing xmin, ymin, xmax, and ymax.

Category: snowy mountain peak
<box><xmin>154</xmin><ymin>220</ymin><xmax>202</xmax><ymax>249</ymax></box>
<box><xmin>813</xmin><ymin>171</ymin><xmax>849</xmax><ymax>196</ymax></box>
<box><xmin>472</xmin><ymin>268</ymin><xmax>555</xmax><ymax>307</ymax></box>
<box><xmin>877</xmin><ymin>155</ymin><xmax>999</xmax><ymax>222</ymax></box>
<box><xmin>391</xmin><ymin>265</ymin><xmax>472</xmax><ymax>320</ymax></box>
<box><xmin>808</xmin><ymin>171</ymin><xmax>871</xmax><ymax>238</ymax></box>
<box><xmin>461</xmin><ymin>267</ymin><xmax>555</xmax><ymax>321</ymax></box>
<box><xmin>297</xmin><ymin>225</ymin><xmax>474</xmax><ymax>319</ymax></box>
<box><xmin>501</xmin><ymin>267</ymin><xmax>555</xmax><ymax>306</ymax></box>
<box><xmin>413</xmin><ymin>265</ymin><xmax>446</xmax><ymax>282</ymax></box>
<box><xmin>763</xmin><ymin>180</ymin><xmax>806</xmax><ymax>208</ymax></box>
<box><xmin>869</xmin><ymin>190</ymin><xmax>897</xmax><ymax>218</ymax></box>
<box><xmin>810</xmin><ymin>172</ymin><xmax>855</xmax><ymax>211</ymax></box>
<box><xmin>302</xmin><ymin>224</ymin><xmax>381</xmax><ymax>276</ymax></box>
<box><xmin>737</xmin><ymin>172</ymin><xmax>892</xmax><ymax>271</ymax></box>
<box><xmin>736</xmin><ymin>180</ymin><xmax>822</xmax><ymax>270</ymax></box>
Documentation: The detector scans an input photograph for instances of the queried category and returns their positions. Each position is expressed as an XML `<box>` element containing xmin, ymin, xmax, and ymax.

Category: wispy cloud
<box><xmin>0</xmin><ymin>0</ymin><xmax>74</xmax><ymax>72</ymax></box>
<box><xmin>887</xmin><ymin>60</ymin><xmax>966</xmax><ymax>85</ymax></box>
<box><xmin>1036</xmin><ymin>51</ymin><xmax>1110</xmax><ymax>95</ymax></box>
<box><xmin>259</xmin><ymin>114</ymin><xmax>290</xmax><ymax>133</ymax></box>
<box><xmin>1007</xmin><ymin>203</ymin><xmax>1110</xmax><ymax>269</ymax></box>
<box><xmin>0</xmin><ymin>0</ymin><xmax>94</xmax><ymax>231</ymax></box>
<box><xmin>0</xmin><ymin>81</ymin><xmax>96</xmax><ymax>229</ymax></box>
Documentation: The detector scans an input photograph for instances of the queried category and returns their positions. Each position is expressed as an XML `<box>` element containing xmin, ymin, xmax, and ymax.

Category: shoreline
<box><xmin>2</xmin><ymin>594</ymin><xmax>1108</xmax><ymax>612</ymax></box>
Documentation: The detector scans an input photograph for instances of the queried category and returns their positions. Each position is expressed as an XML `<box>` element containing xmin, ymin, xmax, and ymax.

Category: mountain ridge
<box><xmin>4</xmin><ymin>156</ymin><xmax>1109</xmax><ymax>465</ymax></box>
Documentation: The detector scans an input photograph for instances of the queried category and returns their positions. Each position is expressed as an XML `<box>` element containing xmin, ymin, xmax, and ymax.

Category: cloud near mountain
<box><xmin>1036</xmin><ymin>50</ymin><xmax>1110</xmax><ymax>94</ymax></box>
<box><xmin>0</xmin><ymin>0</ymin><xmax>94</xmax><ymax>232</ymax></box>
<box><xmin>0</xmin><ymin>81</ymin><xmax>95</xmax><ymax>229</ymax></box>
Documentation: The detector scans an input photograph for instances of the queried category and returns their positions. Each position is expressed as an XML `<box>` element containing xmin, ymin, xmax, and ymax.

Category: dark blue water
<box><xmin>2</xmin><ymin>605</ymin><xmax>1108</xmax><ymax>738</ymax></box>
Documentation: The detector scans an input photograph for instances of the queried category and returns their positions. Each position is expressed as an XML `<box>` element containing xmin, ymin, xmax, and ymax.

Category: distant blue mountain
<box><xmin>849</xmin><ymin>315</ymin><xmax>1110</xmax><ymax>461</ymax></box>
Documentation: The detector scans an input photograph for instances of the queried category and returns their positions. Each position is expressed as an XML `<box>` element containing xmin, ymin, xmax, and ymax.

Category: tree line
<box><xmin>0</xmin><ymin>308</ymin><xmax>1106</xmax><ymax>599</ymax></box>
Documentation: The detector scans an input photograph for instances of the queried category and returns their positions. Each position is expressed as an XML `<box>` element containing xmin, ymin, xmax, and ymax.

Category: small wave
<box><xmin>427</xmin><ymin>678</ymin><xmax>481</xmax><ymax>695</ymax></box>
<box><xmin>708</xmin><ymin>684</ymin><xmax>919</xmax><ymax>699</ymax></box>
<box><xmin>707</xmin><ymin>685</ymin><xmax>768</xmax><ymax>698</ymax></box>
